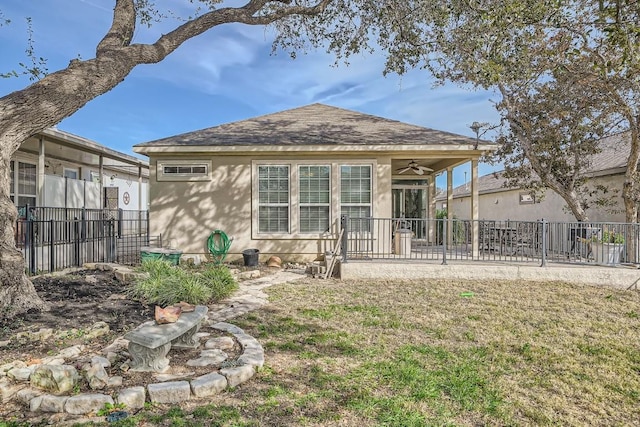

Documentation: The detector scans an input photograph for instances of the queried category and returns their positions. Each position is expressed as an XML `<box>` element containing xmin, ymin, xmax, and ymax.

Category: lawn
<box><xmin>221</xmin><ymin>278</ymin><xmax>640</xmax><ymax>426</ymax></box>
<box><xmin>11</xmin><ymin>277</ymin><xmax>638</xmax><ymax>427</ymax></box>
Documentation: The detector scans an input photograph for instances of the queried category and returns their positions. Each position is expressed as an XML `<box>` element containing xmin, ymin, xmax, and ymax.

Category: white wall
<box><xmin>439</xmin><ymin>174</ymin><xmax>626</xmax><ymax>222</ymax></box>
<box><xmin>43</xmin><ymin>175</ymin><xmax>101</xmax><ymax>208</ymax></box>
<box><xmin>43</xmin><ymin>174</ymin><xmax>147</xmax><ymax>210</ymax></box>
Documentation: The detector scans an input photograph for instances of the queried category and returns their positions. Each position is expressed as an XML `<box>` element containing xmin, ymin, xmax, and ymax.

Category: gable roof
<box><xmin>134</xmin><ymin>103</ymin><xmax>486</xmax><ymax>150</ymax></box>
<box><xmin>442</xmin><ymin>132</ymin><xmax>630</xmax><ymax>199</ymax></box>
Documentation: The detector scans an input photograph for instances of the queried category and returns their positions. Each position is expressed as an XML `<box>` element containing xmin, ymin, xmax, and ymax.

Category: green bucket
<box><xmin>140</xmin><ymin>250</ymin><xmax>164</xmax><ymax>263</ymax></box>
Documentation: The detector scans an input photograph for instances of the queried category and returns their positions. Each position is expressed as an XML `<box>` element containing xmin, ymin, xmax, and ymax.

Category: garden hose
<box><xmin>207</xmin><ymin>230</ymin><xmax>233</xmax><ymax>264</ymax></box>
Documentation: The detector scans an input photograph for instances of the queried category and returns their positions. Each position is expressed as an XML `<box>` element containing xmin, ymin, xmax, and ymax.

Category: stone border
<box><xmin>1</xmin><ymin>263</ymin><xmax>267</xmax><ymax>416</ymax></box>
<box><xmin>1</xmin><ymin>321</ymin><xmax>264</xmax><ymax>415</ymax></box>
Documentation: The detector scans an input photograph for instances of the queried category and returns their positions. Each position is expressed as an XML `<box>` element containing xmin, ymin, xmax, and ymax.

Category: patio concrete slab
<box><xmin>340</xmin><ymin>261</ymin><xmax>640</xmax><ymax>290</ymax></box>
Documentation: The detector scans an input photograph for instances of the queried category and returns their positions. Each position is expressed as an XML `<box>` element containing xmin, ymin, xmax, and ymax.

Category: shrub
<box><xmin>200</xmin><ymin>264</ymin><xmax>238</xmax><ymax>302</ymax></box>
<box><xmin>129</xmin><ymin>260</ymin><xmax>236</xmax><ymax>305</ymax></box>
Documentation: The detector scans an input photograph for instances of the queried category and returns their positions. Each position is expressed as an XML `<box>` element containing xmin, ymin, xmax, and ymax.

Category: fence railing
<box><xmin>14</xmin><ymin>209</ymin><xmax>158</xmax><ymax>275</ymax></box>
<box><xmin>340</xmin><ymin>216</ymin><xmax>640</xmax><ymax>267</ymax></box>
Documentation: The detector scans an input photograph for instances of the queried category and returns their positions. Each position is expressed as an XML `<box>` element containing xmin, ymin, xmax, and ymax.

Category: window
<box><xmin>11</xmin><ymin>161</ymin><xmax>37</xmax><ymax>215</ymax></box>
<box><xmin>340</xmin><ymin>165</ymin><xmax>371</xmax><ymax>219</ymax></box>
<box><xmin>157</xmin><ymin>160</ymin><xmax>211</xmax><ymax>181</ymax></box>
<box><xmin>519</xmin><ymin>192</ymin><xmax>535</xmax><ymax>205</ymax></box>
<box><xmin>258</xmin><ymin>165</ymin><xmax>289</xmax><ymax>233</ymax></box>
<box><xmin>163</xmin><ymin>165</ymin><xmax>207</xmax><ymax>175</ymax></box>
<box><xmin>64</xmin><ymin>168</ymin><xmax>78</xmax><ymax>179</ymax></box>
<box><xmin>341</xmin><ymin>165</ymin><xmax>372</xmax><ymax>232</ymax></box>
<box><xmin>299</xmin><ymin>165</ymin><xmax>330</xmax><ymax>233</ymax></box>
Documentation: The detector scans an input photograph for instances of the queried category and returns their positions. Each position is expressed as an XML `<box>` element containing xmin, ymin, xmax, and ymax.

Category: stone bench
<box><xmin>124</xmin><ymin>306</ymin><xmax>208</xmax><ymax>372</ymax></box>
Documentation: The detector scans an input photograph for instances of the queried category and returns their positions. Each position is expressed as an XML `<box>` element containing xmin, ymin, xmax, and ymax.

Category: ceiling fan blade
<box><xmin>397</xmin><ymin>167</ymin><xmax>411</xmax><ymax>174</ymax></box>
<box><xmin>417</xmin><ymin>166</ymin><xmax>434</xmax><ymax>172</ymax></box>
<box><xmin>413</xmin><ymin>168</ymin><xmax>425</xmax><ymax>175</ymax></box>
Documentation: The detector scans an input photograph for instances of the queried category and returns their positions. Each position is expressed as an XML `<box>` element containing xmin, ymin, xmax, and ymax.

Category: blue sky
<box><xmin>0</xmin><ymin>0</ymin><xmax>500</xmax><ymax>188</ymax></box>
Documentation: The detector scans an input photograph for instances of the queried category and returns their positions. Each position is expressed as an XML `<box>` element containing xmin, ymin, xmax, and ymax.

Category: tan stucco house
<box><xmin>134</xmin><ymin>104</ymin><xmax>494</xmax><ymax>262</ymax></box>
<box><xmin>437</xmin><ymin>133</ymin><xmax>629</xmax><ymax>222</ymax></box>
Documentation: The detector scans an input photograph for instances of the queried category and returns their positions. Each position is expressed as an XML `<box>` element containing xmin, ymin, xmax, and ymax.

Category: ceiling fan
<box><xmin>395</xmin><ymin>160</ymin><xmax>433</xmax><ymax>175</ymax></box>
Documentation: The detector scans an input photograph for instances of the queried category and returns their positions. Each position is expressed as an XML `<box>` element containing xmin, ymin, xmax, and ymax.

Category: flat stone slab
<box><xmin>124</xmin><ymin>306</ymin><xmax>208</xmax><ymax>349</ymax></box>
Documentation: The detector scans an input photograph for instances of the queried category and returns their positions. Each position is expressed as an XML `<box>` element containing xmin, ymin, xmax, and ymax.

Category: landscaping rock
<box><xmin>1</xmin><ymin>360</ymin><xmax>27</xmax><ymax>375</ymax></box>
<box><xmin>205</xmin><ymin>336</ymin><xmax>235</xmax><ymax>350</ymax></box>
<box><xmin>34</xmin><ymin>394</ymin><xmax>69</xmax><ymax>412</ymax></box>
<box><xmin>186</xmin><ymin>349</ymin><xmax>228</xmax><ymax>367</ymax></box>
<box><xmin>236</xmin><ymin>270</ymin><xmax>261</xmax><ymax>280</ymax></box>
<box><xmin>91</xmin><ymin>356</ymin><xmax>111</xmax><ymax>368</ymax></box>
<box><xmin>15</xmin><ymin>387</ymin><xmax>43</xmax><ymax>405</ymax></box>
<box><xmin>30</xmin><ymin>365</ymin><xmax>80</xmax><ymax>394</ymax></box>
<box><xmin>0</xmin><ymin>378</ymin><xmax>25</xmax><ymax>403</ymax></box>
<box><xmin>116</xmin><ymin>386</ymin><xmax>145</xmax><ymax>409</ymax></box>
<box><xmin>190</xmin><ymin>373</ymin><xmax>227</xmax><ymax>397</ymax></box>
<box><xmin>8</xmin><ymin>366</ymin><xmax>34</xmax><ymax>382</ymax></box>
<box><xmin>107</xmin><ymin>376</ymin><xmax>123</xmax><ymax>388</ymax></box>
<box><xmin>85</xmin><ymin>322</ymin><xmax>110</xmax><ymax>339</ymax></box>
<box><xmin>220</xmin><ymin>364</ymin><xmax>255</xmax><ymax>388</ymax></box>
<box><xmin>64</xmin><ymin>393</ymin><xmax>114</xmax><ymax>415</ymax></box>
<box><xmin>147</xmin><ymin>381</ymin><xmax>191</xmax><ymax>404</ymax></box>
<box><xmin>85</xmin><ymin>364</ymin><xmax>109</xmax><ymax>390</ymax></box>
<box><xmin>154</xmin><ymin>372</ymin><xmax>196</xmax><ymax>382</ymax></box>
<box><xmin>57</xmin><ymin>345</ymin><xmax>84</xmax><ymax>359</ymax></box>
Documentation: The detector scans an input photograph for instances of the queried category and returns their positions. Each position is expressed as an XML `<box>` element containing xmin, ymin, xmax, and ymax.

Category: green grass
<box><xmin>7</xmin><ymin>277</ymin><xmax>638</xmax><ymax>426</ymax></box>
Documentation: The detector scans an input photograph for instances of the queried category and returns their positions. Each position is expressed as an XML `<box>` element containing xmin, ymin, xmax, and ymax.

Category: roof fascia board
<box><xmin>134</xmin><ymin>144</ymin><xmax>496</xmax><ymax>155</ymax></box>
<box><xmin>40</xmin><ymin>128</ymin><xmax>148</xmax><ymax>167</ymax></box>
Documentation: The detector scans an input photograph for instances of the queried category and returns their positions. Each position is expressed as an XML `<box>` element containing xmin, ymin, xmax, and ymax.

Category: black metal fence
<box><xmin>341</xmin><ymin>216</ymin><xmax>640</xmax><ymax>267</ymax></box>
<box><xmin>14</xmin><ymin>207</ymin><xmax>158</xmax><ymax>275</ymax></box>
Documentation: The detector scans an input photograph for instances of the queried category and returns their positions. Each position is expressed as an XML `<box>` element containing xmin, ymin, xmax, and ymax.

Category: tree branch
<box><xmin>97</xmin><ymin>0</ymin><xmax>136</xmax><ymax>54</ymax></box>
<box><xmin>117</xmin><ymin>0</ymin><xmax>333</xmax><ymax>65</ymax></box>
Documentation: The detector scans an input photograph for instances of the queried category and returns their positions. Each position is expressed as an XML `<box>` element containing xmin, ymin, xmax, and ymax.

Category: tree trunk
<box><xmin>0</xmin><ymin>0</ymin><xmax>334</xmax><ymax>317</ymax></box>
<box><xmin>0</xmin><ymin>155</ymin><xmax>48</xmax><ymax>318</ymax></box>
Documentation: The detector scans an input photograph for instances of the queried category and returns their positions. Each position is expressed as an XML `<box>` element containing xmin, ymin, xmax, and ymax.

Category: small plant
<box><xmin>201</xmin><ymin>264</ymin><xmax>238</xmax><ymax>301</ymax></box>
<box><xmin>129</xmin><ymin>261</ymin><xmax>237</xmax><ymax>305</ymax></box>
<box><xmin>97</xmin><ymin>402</ymin><xmax>126</xmax><ymax>416</ymax></box>
<box><xmin>591</xmin><ymin>229</ymin><xmax>625</xmax><ymax>244</ymax></box>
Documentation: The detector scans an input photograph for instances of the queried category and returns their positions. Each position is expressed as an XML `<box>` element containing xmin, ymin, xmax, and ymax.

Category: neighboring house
<box><xmin>436</xmin><ymin>133</ymin><xmax>629</xmax><ymax>222</ymax></box>
<box><xmin>134</xmin><ymin>103</ymin><xmax>494</xmax><ymax>262</ymax></box>
<box><xmin>11</xmin><ymin>127</ymin><xmax>149</xmax><ymax>216</ymax></box>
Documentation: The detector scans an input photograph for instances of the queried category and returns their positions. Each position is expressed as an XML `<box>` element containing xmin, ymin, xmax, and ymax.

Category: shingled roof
<box><xmin>443</xmin><ymin>132</ymin><xmax>630</xmax><ymax>198</ymax></box>
<box><xmin>134</xmin><ymin>103</ymin><xmax>481</xmax><ymax>148</ymax></box>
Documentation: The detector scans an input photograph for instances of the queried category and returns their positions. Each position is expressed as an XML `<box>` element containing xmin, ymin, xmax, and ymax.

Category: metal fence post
<box><xmin>49</xmin><ymin>219</ymin><xmax>55</xmax><ymax>273</ymax></box>
<box><xmin>540</xmin><ymin>218</ymin><xmax>547</xmax><ymax>267</ymax></box>
<box><xmin>441</xmin><ymin>218</ymin><xmax>448</xmax><ymax>265</ymax></box>
<box><xmin>117</xmin><ymin>208</ymin><xmax>123</xmax><ymax>238</ymax></box>
<box><xmin>26</xmin><ymin>212</ymin><xmax>36</xmax><ymax>275</ymax></box>
<box><xmin>341</xmin><ymin>215</ymin><xmax>348</xmax><ymax>263</ymax></box>
<box><xmin>108</xmin><ymin>219</ymin><xmax>116</xmax><ymax>263</ymax></box>
<box><xmin>73</xmin><ymin>217</ymin><xmax>81</xmax><ymax>267</ymax></box>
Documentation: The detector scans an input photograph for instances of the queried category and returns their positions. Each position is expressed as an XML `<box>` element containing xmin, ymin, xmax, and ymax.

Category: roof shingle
<box><xmin>134</xmin><ymin>103</ymin><xmax>481</xmax><ymax>148</ymax></box>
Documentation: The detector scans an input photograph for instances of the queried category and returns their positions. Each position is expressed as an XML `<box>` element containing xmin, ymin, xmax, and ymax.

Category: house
<box><xmin>11</xmin><ymin>127</ymin><xmax>150</xmax><ymax>216</ymax></box>
<box><xmin>133</xmin><ymin>103</ymin><xmax>495</xmax><ymax>262</ymax></box>
<box><xmin>437</xmin><ymin>133</ymin><xmax>628</xmax><ymax>222</ymax></box>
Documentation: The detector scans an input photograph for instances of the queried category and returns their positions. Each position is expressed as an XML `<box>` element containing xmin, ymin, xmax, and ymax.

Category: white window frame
<box><xmin>257</xmin><ymin>164</ymin><xmax>290</xmax><ymax>235</ymax></box>
<box><xmin>156</xmin><ymin>160</ymin><xmax>212</xmax><ymax>182</ymax></box>
<box><xmin>339</xmin><ymin>164</ymin><xmax>373</xmax><ymax>222</ymax></box>
<box><xmin>252</xmin><ymin>160</ymin><xmax>375</xmax><ymax>239</ymax></box>
<box><xmin>299</xmin><ymin>165</ymin><xmax>331</xmax><ymax>234</ymax></box>
<box><xmin>63</xmin><ymin>167</ymin><xmax>79</xmax><ymax>180</ymax></box>
<box><xmin>12</xmin><ymin>159</ymin><xmax>37</xmax><ymax>214</ymax></box>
